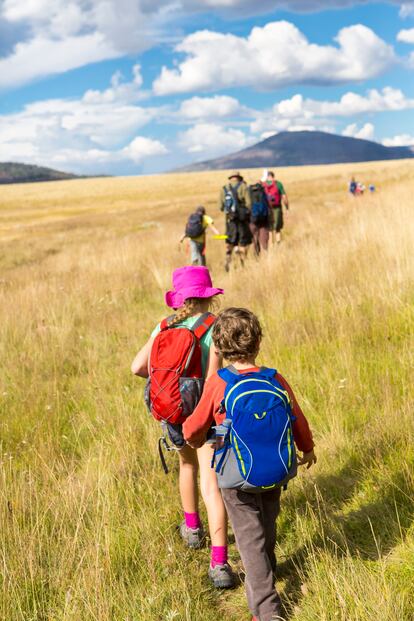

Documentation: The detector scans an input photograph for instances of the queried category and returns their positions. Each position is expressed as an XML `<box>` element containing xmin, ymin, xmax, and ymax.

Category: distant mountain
<box><xmin>0</xmin><ymin>162</ymin><xmax>81</xmax><ymax>184</ymax></box>
<box><xmin>179</xmin><ymin>131</ymin><xmax>414</xmax><ymax>172</ymax></box>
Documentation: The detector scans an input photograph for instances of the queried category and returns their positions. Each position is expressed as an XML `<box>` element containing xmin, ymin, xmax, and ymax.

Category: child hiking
<box><xmin>131</xmin><ymin>266</ymin><xmax>235</xmax><ymax>589</ymax></box>
<box><xmin>183</xmin><ymin>308</ymin><xmax>317</xmax><ymax>621</ymax></box>
<box><xmin>181</xmin><ymin>206</ymin><xmax>220</xmax><ymax>266</ymax></box>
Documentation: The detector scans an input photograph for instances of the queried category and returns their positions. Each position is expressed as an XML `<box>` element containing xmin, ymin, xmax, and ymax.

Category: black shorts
<box><xmin>226</xmin><ymin>220</ymin><xmax>253</xmax><ymax>247</ymax></box>
<box><xmin>162</xmin><ymin>421</ymin><xmax>216</xmax><ymax>449</ymax></box>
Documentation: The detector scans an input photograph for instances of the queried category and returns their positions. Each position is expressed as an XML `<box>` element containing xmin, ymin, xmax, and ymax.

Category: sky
<box><xmin>1</xmin><ymin>0</ymin><xmax>414</xmax><ymax>175</ymax></box>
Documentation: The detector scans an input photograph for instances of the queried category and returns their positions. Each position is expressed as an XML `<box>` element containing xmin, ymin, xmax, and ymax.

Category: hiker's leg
<box><xmin>260</xmin><ymin>225</ymin><xmax>269</xmax><ymax>251</ymax></box>
<box><xmin>222</xmin><ymin>489</ymin><xmax>282</xmax><ymax>621</ymax></box>
<box><xmin>198</xmin><ymin>443</ymin><xmax>227</xmax><ymax>547</ymax></box>
<box><xmin>261</xmin><ymin>489</ymin><xmax>281</xmax><ymax>574</ymax></box>
<box><xmin>225</xmin><ymin>243</ymin><xmax>233</xmax><ymax>271</ymax></box>
<box><xmin>189</xmin><ymin>240</ymin><xmax>202</xmax><ymax>266</ymax></box>
<box><xmin>250</xmin><ymin>223</ymin><xmax>260</xmax><ymax>255</ymax></box>
<box><xmin>275</xmin><ymin>208</ymin><xmax>284</xmax><ymax>243</ymax></box>
<box><xmin>178</xmin><ymin>444</ymin><xmax>199</xmax><ymax>513</ymax></box>
<box><xmin>198</xmin><ymin>241</ymin><xmax>206</xmax><ymax>266</ymax></box>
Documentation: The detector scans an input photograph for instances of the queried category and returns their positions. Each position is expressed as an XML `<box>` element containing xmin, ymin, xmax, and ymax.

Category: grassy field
<box><xmin>1</xmin><ymin>160</ymin><xmax>413</xmax><ymax>621</ymax></box>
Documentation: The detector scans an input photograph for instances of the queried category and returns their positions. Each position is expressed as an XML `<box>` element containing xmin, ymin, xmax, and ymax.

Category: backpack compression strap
<box><xmin>191</xmin><ymin>312</ymin><xmax>216</xmax><ymax>339</ymax></box>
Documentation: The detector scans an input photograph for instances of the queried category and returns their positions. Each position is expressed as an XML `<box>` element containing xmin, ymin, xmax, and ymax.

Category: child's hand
<box><xmin>298</xmin><ymin>449</ymin><xmax>317</xmax><ymax>470</ymax></box>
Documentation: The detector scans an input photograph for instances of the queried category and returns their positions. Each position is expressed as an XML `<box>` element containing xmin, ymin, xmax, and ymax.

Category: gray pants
<box><xmin>189</xmin><ymin>240</ymin><xmax>206</xmax><ymax>265</ymax></box>
<box><xmin>222</xmin><ymin>488</ymin><xmax>282</xmax><ymax>621</ymax></box>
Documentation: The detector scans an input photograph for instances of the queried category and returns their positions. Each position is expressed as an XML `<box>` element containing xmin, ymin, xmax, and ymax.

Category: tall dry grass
<box><xmin>1</xmin><ymin>160</ymin><xmax>413</xmax><ymax>620</ymax></box>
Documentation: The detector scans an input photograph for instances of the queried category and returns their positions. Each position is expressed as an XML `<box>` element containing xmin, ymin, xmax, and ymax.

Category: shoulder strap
<box><xmin>257</xmin><ymin>366</ymin><xmax>277</xmax><ymax>379</ymax></box>
<box><xmin>217</xmin><ymin>366</ymin><xmax>240</xmax><ymax>385</ymax></box>
<box><xmin>160</xmin><ymin>315</ymin><xmax>176</xmax><ymax>331</ymax></box>
<box><xmin>191</xmin><ymin>312</ymin><xmax>216</xmax><ymax>339</ymax></box>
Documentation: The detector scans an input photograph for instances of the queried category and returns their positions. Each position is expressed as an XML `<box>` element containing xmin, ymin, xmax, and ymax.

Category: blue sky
<box><xmin>0</xmin><ymin>0</ymin><xmax>414</xmax><ymax>175</ymax></box>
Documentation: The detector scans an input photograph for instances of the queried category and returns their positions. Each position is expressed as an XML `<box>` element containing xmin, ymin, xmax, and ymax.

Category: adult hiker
<box><xmin>219</xmin><ymin>171</ymin><xmax>252</xmax><ymax>272</ymax></box>
<box><xmin>249</xmin><ymin>181</ymin><xmax>271</xmax><ymax>255</ymax></box>
<box><xmin>349</xmin><ymin>177</ymin><xmax>358</xmax><ymax>196</ymax></box>
<box><xmin>262</xmin><ymin>170</ymin><xmax>289</xmax><ymax>244</ymax></box>
<box><xmin>181</xmin><ymin>206</ymin><xmax>220</xmax><ymax>266</ymax></box>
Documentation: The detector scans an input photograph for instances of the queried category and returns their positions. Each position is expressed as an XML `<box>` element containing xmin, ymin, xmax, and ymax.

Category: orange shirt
<box><xmin>183</xmin><ymin>367</ymin><xmax>314</xmax><ymax>453</ymax></box>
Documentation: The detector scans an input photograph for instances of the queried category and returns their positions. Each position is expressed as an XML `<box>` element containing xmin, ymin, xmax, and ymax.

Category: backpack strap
<box><xmin>217</xmin><ymin>366</ymin><xmax>240</xmax><ymax>385</ymax></box>
<box><xmin>218</xmin><ymin>366</ymin><xmax>277</xmax><ymax>383</ymax></box>
<box><xmin>257</xmin><ymin>366</ymin><xmax>277</xmax><ymax>380</ymax></box>
<box><xmin>191</xmin><ymin>312</ymin><xmax>216</xmax><ymax>340</ymax></box>
<box><xmin>160</xmin><ymin>315</ymin><xmax>175</xmax><ymax>331</ymax></box>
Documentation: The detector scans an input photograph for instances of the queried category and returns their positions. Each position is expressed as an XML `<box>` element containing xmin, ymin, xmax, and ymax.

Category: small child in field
<box><xmin>183</xmin><ymin>308</ymin><xmax>317</xmax><ymax>621</ymax></box>
<box><xmin>180</xmin><ymin>206</ymin><xmax>220</xmax><ymax>266</ymax></box>
<box><xmin>131</xmin><ymin>266</ymin><xmax>234</xmax><ymax>588</ymax></box>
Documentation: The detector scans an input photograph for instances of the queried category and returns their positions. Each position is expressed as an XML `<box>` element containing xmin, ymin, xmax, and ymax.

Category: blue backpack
<box><xmin>250</xmin><ymin>183</ymin><xmax>269</xmax><ymax>225</ymax></box>
<box><xmin>213</xmin><ymin>367</ymin><xmax>297</xmax><ymax>493</ymax></box>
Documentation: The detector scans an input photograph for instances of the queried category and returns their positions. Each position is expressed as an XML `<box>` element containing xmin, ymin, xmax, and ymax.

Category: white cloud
<box><xmin>182</xmin><ymin>0</ymin><xmax>411</xmax><ymax>15</ymax></box>
<box><xmin>277</xmin><ymin>87</ymin><xmax>413</xmax><ymax>118</ymax></box>
<box><xmin>342</xmin><ymin>122</ymin><xmax>375</xmax><ymax>140</ymax></box>
<box><xmin>0</xmin><ymin>0</ymin><xmax>174</xmax><ymax>89</ymax></box>
<box><xmin>83</xmin><ymin>65</ymin><xmax>144</xmax><ymax>104</ymax></box>
<box><xmin>399</xmin><ymin>3</ymin><xmax>414</xmax><ymax>18</ymax></box>
<box><xmin>0</xmin><ymin>32</ymin><xmax>121</xmax><ymax>90</ymax></box>
<box><xmin>0</xmin><ymin>69</ymin><xmax>167</xmax><ymax>173</ymax></box>
<box><xmin>397</xmin><ymin>28</ymin><xmax>414</xmax><ymax>43</ymax></box>
<box><xmin>179</xmin><ymin>95</ymin><xmax>242</xmax><ymax>119</ymax></box>
<box><xmin>179</xmin><ymin>122</ymin><xmax>250</xmax><ymax>156</ymax></box>
<box><xmin>153</xmin><ymin>22</ymin><xmax>395</xmax><ymax>95</ymax></box>
<box><xmin>382</xmin><ymin>133</ymin><xmax>414</xmax><ymax>146</ymax></box>
<box><xmin>122</xmin><ymin>136</ymin><xmax>168</xmax><ymax>162</ymax></box>
<box><xmin>0</xmin><ymin>1</ymin><xmax>406</xmax><ymax>91</ymax></box>
<box><xmin>250</xmin><ymin>87</ymin><xmax>414</xmax><ymax>135</ymax></box>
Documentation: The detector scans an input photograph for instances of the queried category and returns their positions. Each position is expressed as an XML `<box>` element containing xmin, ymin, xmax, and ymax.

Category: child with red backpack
<box><xmin>131</xmin><ymin>266</ymin><xmax>235</xmax><ymax>589</ymax></box>
<box><xmin>183</xmin><ymin>307</ymin><xmax>316</xmax><ymax>621</ymax></box>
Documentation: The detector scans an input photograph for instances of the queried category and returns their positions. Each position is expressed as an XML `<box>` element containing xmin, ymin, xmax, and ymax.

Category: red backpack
<box><xmin>145</xmin><ymin>312</ymin><xmax>216</xmax><ymax>425</ymax></box>
<box><xmin>263</xmin><ymin>181</ymin><xmax>281</xmax><ymax>207</ymax></box>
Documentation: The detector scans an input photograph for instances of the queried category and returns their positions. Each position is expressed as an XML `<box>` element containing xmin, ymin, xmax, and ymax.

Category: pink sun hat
<box><xmin>165</xmin><ymin>266</ymin><xmax>224</xmax><ymax>309</ymax></box>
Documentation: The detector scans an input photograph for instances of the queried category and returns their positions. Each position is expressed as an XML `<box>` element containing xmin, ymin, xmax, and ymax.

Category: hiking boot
<box><xmin>252</xmin><ymin>613</ymin><xmax>285</xmax><ymax>621</ymax></box>
<box><xmin>179</xmin><ymin>521</ymin><xmax>205</xmax><ymax>549</ymax></box>
<box><xmin>208</xmin><ymin>563</ymin><xmax>235</xmax><ymax>589</ymax></box>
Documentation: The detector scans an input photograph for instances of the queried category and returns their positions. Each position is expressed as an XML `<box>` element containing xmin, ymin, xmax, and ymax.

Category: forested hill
<box><xmin>0</xmin><ymin>162</ymin><xmax>80</xmax><ymax>184</ymax></box>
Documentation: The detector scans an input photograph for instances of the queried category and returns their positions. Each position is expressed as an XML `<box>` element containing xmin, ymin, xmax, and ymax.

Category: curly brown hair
<box><xmin>212</xmin><ymin>307</ymin><xmax>262</xmax><ymax>362</ymax></box>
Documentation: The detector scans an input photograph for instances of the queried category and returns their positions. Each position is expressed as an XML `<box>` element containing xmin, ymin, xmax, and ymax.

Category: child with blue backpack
<box><xmin>183</xmin><ymin>307</ymin><xmax>316</xmax><ymax>621</ymax></box>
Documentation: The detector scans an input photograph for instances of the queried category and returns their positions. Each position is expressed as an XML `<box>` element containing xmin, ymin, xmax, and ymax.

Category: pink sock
<box><xmin>184</xmin><ymin>512</ymin><xmax>201</xmax><ymax>529</ymax></box>
<box><xmin>211</xmin><ymin>545</ymin><xmax>228</xmax><ymax>567</ymax></box>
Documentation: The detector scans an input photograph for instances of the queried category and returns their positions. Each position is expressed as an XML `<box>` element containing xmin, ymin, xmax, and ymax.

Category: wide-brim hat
<box><xmin>228</xmin><ymin>171</ymin><xmax>243</xmax><ymax>180</ymax></box>
<box><xmin>165</xmin><ymin>266</ymin><xmax>224</xmax><ymax>309</ymax></box>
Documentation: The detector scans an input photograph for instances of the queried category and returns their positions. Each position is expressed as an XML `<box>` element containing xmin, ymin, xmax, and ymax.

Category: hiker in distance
<box><xmin>249</xmin><ymin>180</ymin><xmax>271</xmax><ymax>255</ymax></box>
<box><xmin>262</xmin><ymin>170</ymin><xmax>289</xmax><ymax>244</ymax></box>
<box><xmin>219</xmin><ymin>171</ymin><xmax>252</xmax><ymax>272</ymax></box>
<box><xmin>181</xmin><ymin>206</ymin><xmax>220</xmax><ymax>266</ymax></box>
<box><xmin>131</xmin><ymin>266</ymin><xmax>235</xmax><ymax>589</ymax></box>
